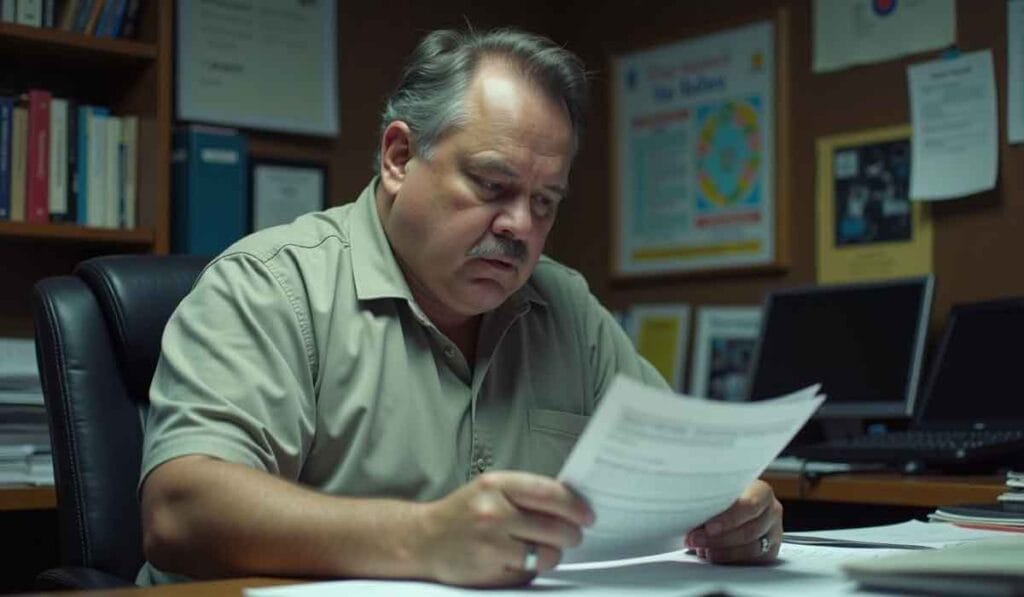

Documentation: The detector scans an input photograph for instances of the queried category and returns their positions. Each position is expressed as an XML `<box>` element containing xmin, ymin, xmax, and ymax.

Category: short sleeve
<box><xmin>139</xmin><ymin>253</ymin><xmax>317</xmax><ymax>489</ymax></box>
<box><xmin>580</xmin><ymin>287</ymin><xmax>671</xmax><ymax>402</ymax></box>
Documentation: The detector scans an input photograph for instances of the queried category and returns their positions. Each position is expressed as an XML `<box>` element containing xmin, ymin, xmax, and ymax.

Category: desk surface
<box><xmin>0</xmin><ymin>474</ymin><xmax>1006</xmax><ymax>512</ymax></box>
<box><xmin>761</xmin><ymin>471</ymin><xmax>1005</xmax><ymax>507</ymax></box>
<box><xmin>0</xmin><ymin>485</ymin><xmax>56</xmax><ymax>511</ymax></box>
<box><xmin>18</xmin><ymin>577</ymin><xmax>296</xmax><ymax>596</ymax></box>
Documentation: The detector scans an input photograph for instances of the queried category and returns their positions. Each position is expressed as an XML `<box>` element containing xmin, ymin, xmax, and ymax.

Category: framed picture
<box><xmin>611</xmin><ymin>8</ymin><xmax>791</xmax><ymax>278</ymax></box>
<box><xmin>689</xmin><ymin>306</ymin><xmax>761</xmax><ymax>401</ymax></box>
<box><xmin>815</xmin><ymin>125</ymin><xmax>933</xmax><ymax>283</ymax></box>
<box><xmin>627</xmin><ymin>303</ymin><xmax>691</xmax><ymax>391</ymax></box>
<box><xmin>249</xmin><ymin>160</ymin><xmax>327</xmax><ymax>231</ymax></box>
<box><xmin>176</xmin><ymin>0</ymin><xmax>339</xmax><ymax>136</ymax></box>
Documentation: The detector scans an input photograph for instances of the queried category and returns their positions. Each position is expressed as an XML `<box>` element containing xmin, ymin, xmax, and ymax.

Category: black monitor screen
<box><xmin>748</xmin><ymin>276</ymin><xmax>933</xmax><ymax>418</ymax></box>
<box><xmin>919</xmin><ymin>299</ymin><xmax>1024</xmax><ymax>427</ymax></box>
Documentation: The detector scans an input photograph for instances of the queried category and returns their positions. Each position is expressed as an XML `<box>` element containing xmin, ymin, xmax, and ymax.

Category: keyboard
<box><xmin>792</xmin><ymin>429</ymin><xmax>1024</xmax><ymax>470</ymax></box>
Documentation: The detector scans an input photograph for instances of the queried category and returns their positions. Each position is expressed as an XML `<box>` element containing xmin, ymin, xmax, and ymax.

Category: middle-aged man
<box><xmin>138</xmin><ymin>28</ymin><xmax>783</xmax><ymax>588</ymax></box>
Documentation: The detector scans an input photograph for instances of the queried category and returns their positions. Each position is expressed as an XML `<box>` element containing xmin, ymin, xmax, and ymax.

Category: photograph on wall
<box><xmin>689</xmin><ymin>306</ymin><xmax>761</xmax><ymax>401</ymax></box>
<box><xmin>816</xmin><ymin>125</ymin><xmax>933</xmax><ymax>284</ymax></box>
<box><xmin>612</xmin><ymin>17</ymin><xmax>784</xmax><ymax>277</ymax></box>
<box><xmin>627</xmin><ymin>304</ymin><xmax>691</xmax><ymax>391</ymax></box>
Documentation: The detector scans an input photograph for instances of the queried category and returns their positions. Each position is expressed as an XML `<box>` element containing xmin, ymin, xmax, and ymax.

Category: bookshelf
<box><xmin>0</xmin><ymin>0</ymin><xmax>172</xmax><ymax>337</ymax></box>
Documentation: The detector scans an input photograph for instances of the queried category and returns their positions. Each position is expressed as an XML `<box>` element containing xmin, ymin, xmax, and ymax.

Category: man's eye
<box><xmin>533</xmin><ymin>195</ymin><xmax>557</xmax><ymax>216</ymax></box>
<box><xmin>473</xmin><ymin>176</ymin><xmax>504</xmax><ymax>196</ymax></box>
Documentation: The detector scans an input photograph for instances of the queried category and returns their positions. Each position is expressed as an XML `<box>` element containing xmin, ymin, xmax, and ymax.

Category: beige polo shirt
<box><xmin>137</xmin><ymin>179</ymin><xmax>666</xmax><ymax>583</ymax></box>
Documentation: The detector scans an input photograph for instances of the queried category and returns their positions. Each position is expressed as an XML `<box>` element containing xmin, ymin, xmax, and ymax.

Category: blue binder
<box><xmin>172</xmin><ymin>126</ymin><xmax>248</xmax><ymax>255</ymax></box>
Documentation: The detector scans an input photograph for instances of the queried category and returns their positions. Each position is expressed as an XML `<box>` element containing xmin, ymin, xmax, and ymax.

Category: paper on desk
<box><xmin>785</xmin><ymin>520</ymin><xmax>1013</xmax><ymax>550</ymax></box>
<box><xmin>557</xmin><ymin>374</ymin><xmax>824</xmax><ymax>563</ymax></box>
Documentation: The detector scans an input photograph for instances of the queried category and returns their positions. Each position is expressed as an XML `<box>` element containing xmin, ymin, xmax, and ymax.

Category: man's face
<box><xmin>377</xmin><ymin>61</ymin><xmax>574</xmax><ymax>323</ymax></box>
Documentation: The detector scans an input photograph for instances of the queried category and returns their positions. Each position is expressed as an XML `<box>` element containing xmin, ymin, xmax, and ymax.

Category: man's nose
<box><xmin>493</xmin><ymin>195</ymin><xmax>533</xmax><ymax>238</ymax></box>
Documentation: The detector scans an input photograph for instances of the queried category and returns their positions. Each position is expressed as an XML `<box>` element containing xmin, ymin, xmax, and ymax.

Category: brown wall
<box><xmin>545</xmin><ymin>0</ymin><xmax>1024</xmax><ymax>341</ymax></box>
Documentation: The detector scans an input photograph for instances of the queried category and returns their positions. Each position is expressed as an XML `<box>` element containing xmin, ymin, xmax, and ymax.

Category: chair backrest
<box><xmin>32</xmin><ymin>254</ymin><xmax>208</xmax><ymax>583</ymax></box>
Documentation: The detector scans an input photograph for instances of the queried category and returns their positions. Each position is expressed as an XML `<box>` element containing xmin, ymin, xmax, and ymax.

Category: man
<box><xmin>138</xmin><ymin>28</ymin><xmax>783</xmax><ymax>588</ymax></box>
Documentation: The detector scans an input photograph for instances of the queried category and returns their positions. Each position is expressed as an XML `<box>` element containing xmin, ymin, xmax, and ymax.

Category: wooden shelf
<box><xmin>0</xmin><ymin>21</ymin><xmax>156</xmax><ymax>63</ymax></box>
<box><xmin>0</xmin><ymin>486</ymin><xmax>56</xmax><ymax>512</ymax></box>
<box><xmin>0</xmin><ymin>221</ymin><xmax>155</xmax><ymax>246</ymax></box>
<box><xmin>762</xmin><ymin>472</ymin><xmax>1005</xmax><ymax>508</ymax></box>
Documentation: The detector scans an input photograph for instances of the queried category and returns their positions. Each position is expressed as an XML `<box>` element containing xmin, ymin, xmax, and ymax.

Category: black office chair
<box><xmin>31</xmin><ymin>254</ymin><xmax>208</xmax><ymax>590</ymax></box>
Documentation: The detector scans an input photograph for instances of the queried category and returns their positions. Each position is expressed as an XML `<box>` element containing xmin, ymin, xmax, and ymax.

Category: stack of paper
<box><xmin>929</xmin><ymin>502</ymin><xmax>1024</xmax><ymax>532</ymax></box>
<box><xmin>1000</xmin><ymin>471</ymin><xmax>1024</xmax><ymax>503</ymax></box>
<box><xmin>0</xmin><ymin>338</ymin><xmax>53</xmax><ymax>486</ymax></box>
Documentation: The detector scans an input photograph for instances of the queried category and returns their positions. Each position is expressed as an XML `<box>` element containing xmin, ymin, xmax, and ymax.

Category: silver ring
<box><xmin>759</xmin><ymin>533</ymin><xmax>771</xmax><ymax>556</ymax></box>
<box><xmin>523</xmin><ymin>542</ymin><xmax>539</xmax><ymax>572</ymax></box>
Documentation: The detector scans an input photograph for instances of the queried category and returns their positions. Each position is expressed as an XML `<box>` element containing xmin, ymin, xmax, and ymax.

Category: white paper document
<box><xmin>813</xmin><ymin>0</ymin><xmax>955</xmax><ymax>74</ymax></box>
<box><xmin>557</xmin><ymin>375</ymin><xmax>824</xmax><ymax>563</ymax></box>
<box><xmin>908</xmin><ymin>50</ymin><xmax>998</xmax><ymax>201</ymax></box>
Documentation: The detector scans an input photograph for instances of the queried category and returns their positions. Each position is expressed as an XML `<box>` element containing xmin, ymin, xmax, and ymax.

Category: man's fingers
<box><xmin>479</xmin><ymin>471</ymin><xmax>593</xmax><ymax>528</ymax></box>
<box><xmin>687</xmin><ymin>507</ymin><xmax>775</xmax><ymax>550</ymax></box>
<box><xmin>508</xmin><ymin>510</ymin><xmax>584</xmax><ymax>550</ymax></box>
<box><xmin>700</xmin><ymin>523</ymin><xmax>782</xmax><ymax>565</ymax></box>
<box><xmin>701</xmin><ymin>480</ymin><xmax>773</xmax><ymax>536</ymax></box>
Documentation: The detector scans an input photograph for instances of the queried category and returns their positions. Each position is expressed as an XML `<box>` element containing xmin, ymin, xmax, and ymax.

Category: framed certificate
<box><xmin>250</xmin><ymin>160</ymin><xmax>327</xmax><ymax>231</ymax></box>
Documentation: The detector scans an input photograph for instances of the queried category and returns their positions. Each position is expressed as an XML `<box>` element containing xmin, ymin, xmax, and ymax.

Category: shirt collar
<box><xmin>349</xmin><ymin>178</ymin><xmax>548</xmax><ymax>311</ymax></box>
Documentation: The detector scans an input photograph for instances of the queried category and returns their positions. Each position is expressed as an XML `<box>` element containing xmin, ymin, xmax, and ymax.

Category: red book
<box><xmin>25</xmin><ymin>89</ymin><xmax>51</xmax><ymax>224</ymax></box>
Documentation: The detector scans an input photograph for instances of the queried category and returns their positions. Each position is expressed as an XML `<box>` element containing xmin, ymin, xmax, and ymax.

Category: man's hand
<box><xmin>416</xmin><ymin>471</ymin><xmax>594</xmax><ymax>587</ymax></box>
<box><xmin>684</xmin><ymin>480</ymin><xmax>782</xmax><ymax>564</ymax></box>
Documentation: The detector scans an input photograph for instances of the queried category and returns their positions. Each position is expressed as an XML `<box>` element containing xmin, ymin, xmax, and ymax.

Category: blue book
<box><xmin>75</xmin><ymin>104</ymin><xmax>109</xmax><ymax>226</ymax></box>
<box><xmin>172</xmin><ymin>126</ymin><xmax>248</xmax><ymax>255</ymax></box>
<box><xmin>0</xmin><ymin>96</ymin><xmax>13</xmax><ymax>220</ymax></box>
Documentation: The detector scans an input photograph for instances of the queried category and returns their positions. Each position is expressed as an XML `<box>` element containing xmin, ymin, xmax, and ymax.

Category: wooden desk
<box><xmin>762</xmin><ymin>472</ymin><xmax>1004</xmax><ymax>508</ymax></box>
<box><xmin>18</xmin><ymin>577</ymin><xmax>297</xmax><ymax>597</ymax></box>
<box><xmin>0</xmin><ymin>485</ymin><xmax>56</xmax><ymax>511</ymax></box>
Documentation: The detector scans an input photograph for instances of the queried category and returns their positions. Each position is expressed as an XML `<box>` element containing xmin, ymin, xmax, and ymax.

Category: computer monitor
<box><xmin>915</xmin><ymin>297</ymin><xmax>1024</xmax><ymax>430</ymax></box>
<box><xmin>747</xmin><ymin>275</ymin><xmax>934</xmax><ymax>418</ymax></box>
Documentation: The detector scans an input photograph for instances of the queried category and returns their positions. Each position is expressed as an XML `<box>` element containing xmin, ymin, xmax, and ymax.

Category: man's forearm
<box><xmin>141</xmin><ymin>455</ymin><xmax>432</xmax><ymax>580</ymax></box>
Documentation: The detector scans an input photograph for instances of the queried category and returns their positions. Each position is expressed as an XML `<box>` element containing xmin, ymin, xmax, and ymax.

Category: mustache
<box><xmin>467</xmin><ymin>235</ymin><xmax>527</xmax><ymax>264</ymax></box>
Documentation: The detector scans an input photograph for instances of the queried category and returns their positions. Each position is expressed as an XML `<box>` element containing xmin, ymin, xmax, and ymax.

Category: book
<box><xmin>103</xmin><ymin>115</ymin><xmax>120</xmax><ymax>228</ymax></box>
<box><xmin>172</xmin><ymin>126</ymin><xmax>248</xmax><ymax>255</ymax></box>
<box><xmin>15</xmin><ymin>0</ymin><xmax>43</xmax><ymax>26</ymax></box>
<box><xmin>48</xmin><ymin>97</ymin><xmax>70</xmax><ymax>222</ymax></box>
<box><xmin>58</xmin><ymin>0</ymin><xmax>80</xmax><ymax>30</ymax></box>
<box><xmin>0</xmin><ymin>0</ymin><xmax>15</xmax><ymax>23</ymax></box>
<box><xmin>82</xmin><ymin>0</ymin><xmax>104</xmax><ymax>34</ymax></box>
<box><xmin>118</xmin><ymin>0</ymin><xmax>139</xmax><ymax>38</ymax></box>
<box><xmin>64</xmin><ymin>98</ymin><xmax>78</xmax><ymax>223</ymax></box>
<box><xmin>25</xmin><ymin>89</ymin><xmax>51</xmax><ymax>224</ymax></box>
<box><xmin>10</xmin><ymin>106</ymin><xmax>27</xmax><ymax>222</ymax></box>
<box><xmin>76</xmin><ymin>105</ymin><xmax>108</xmax><ymax>227</ymax></box>
<box><xmin>85</xmin><ymin>109</ymin><xmax>107</xmax><ymax>227</ymax></box>
<box><xmin>0</xmin><ymin>96</ymin><xmax>13</xmax><ymax>220</ymax></box>
<box><xmin>120</xmin><ymin>114</ymin><xmax>137</xmax><ymax>228</ymax></box>
<box><xmin>71</xmin><ymin>0</ymin><xmax>95</xmax><ymax>32</ymax></box>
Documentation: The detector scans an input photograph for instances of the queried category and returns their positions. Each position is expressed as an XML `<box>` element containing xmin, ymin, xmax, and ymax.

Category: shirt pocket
<box><xmin>527</xmin><ymin>408</ymin><xmax>590</xmax><ymax>477</ymax></box>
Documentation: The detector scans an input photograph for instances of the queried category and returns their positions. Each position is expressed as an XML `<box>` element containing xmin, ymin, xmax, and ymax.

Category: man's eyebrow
<box><xmin>467</xmin><ymin>156</ymin><xmax>569</xmax><ymax>199</ymax></box>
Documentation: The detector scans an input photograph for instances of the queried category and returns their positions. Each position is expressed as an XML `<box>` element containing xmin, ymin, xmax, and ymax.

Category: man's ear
<box><xmin>379</xmin><ymin>121</ymin><xmax>414</xmax><ymax>195</ymax></box>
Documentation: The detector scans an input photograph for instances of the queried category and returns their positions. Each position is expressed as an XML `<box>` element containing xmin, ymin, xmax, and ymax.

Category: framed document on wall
<box><xmin>250</xmin><ymin>160</ymin><xmax>326</xmax><ymax>231</ymax></box>
<box><xmin>815</xmin><ymin>125</ymin><xmax>933</xmax><ymax>284</ymax></box>
<box><xmin>177</xmin><ymin>0</ymin><xmax>339</xmax><ymax>137</ymax></box>
<box><xmin>611</xmin><ymin>10</ymin><xmax>790</xmax><ymax>278</ymax></box>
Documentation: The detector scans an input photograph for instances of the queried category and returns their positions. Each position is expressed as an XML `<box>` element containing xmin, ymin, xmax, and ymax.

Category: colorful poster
<box><xmin>614</xmin><ymin>21</ymin><xmax>775</xmax><ymax>276</ymax></box>
<box><xmin>627</xmin><ymin>304</ymin><xmax>691</xmax><ymax>391</ymax></box>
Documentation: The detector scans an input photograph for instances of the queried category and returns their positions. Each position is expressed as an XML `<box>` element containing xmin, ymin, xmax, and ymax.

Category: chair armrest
<box><xmin>35</xmin><ymin>566</ymin><xmax>135</xmax><ymax>590</ymax></box>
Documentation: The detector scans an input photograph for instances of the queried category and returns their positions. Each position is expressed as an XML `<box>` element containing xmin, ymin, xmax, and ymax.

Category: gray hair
<box><xmin>374</xmin><ymin>28</ymin><xmax>588</xmax><ymax>173</ymax></box>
